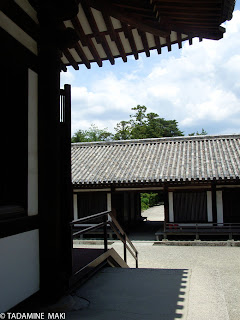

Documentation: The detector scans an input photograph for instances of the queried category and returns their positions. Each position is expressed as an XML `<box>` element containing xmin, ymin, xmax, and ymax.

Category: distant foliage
<box><xmin>141</xmin><ymin>193</ymin><xmax>159</xmax><ymax>211</ymax></box>
<box><xmin>72</xmin><ymin>106</ymin><xmax>207</xmax><ymax>142</ymax></box>
<box><xmin>188</xmin><ymin>128</ymin><xmax>208</xmax><ymax>136</ymax></box>
<box><xmin>72</xmin><ymin>124</ymin><xmax>113</xmax><ymax>142</ymax></box>
<box><xmin>114</xmin><ymin>105</ymin><xmax>184</xmax><ymax>140</ymax></box>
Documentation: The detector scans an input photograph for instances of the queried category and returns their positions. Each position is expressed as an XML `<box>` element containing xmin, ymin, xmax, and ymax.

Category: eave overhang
<box><xmin>1</xmin><ymin>0</ymin><xmax>236</xmax><ymax>70</ymax></box>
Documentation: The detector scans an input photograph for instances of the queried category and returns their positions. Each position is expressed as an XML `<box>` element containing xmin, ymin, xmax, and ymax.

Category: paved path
<box><xmin>142</xmin><ymin>204</ymin><xmax>164</xmax><ymax>221</ymax></box>
<box><xmin>71</xmin><ymin>241</ymin><xmax>240</xmax><ymax>320</ymax></box>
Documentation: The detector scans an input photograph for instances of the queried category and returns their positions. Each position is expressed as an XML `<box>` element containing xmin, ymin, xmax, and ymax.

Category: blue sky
<box><xmin>61</xmin><ymin>4</ymin><xmax>240</xmax><ymax>137</ymax></box>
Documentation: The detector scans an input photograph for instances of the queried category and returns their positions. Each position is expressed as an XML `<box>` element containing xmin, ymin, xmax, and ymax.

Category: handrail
<box><xmin>109</xmin><ymin>212</ymin><xmax>138</xmax><ymax>266</ymax></box>
<box><xmin>71</xmin><ymin>210</ymin><xmax>138</xmax><ymax>268</ymax></box>
<box><xmin>73</xmin><ymin>222</ymin><xmax>105</xmax><ymax>237</ymax></box>
<box><xmin>70</xmin><ymin>210</ymin><xmax>110</xmax><ymax>225</ymax></box>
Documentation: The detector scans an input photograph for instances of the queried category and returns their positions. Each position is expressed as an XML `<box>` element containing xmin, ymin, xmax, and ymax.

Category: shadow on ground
<box><xmin>68</xmin><ymin>267</ymin><xmax>190</xmax><ymax>320</ymax></box>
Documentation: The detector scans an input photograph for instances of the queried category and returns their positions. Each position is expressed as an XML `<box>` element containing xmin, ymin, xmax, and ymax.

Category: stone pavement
<box><xmin>70</xmin><ymin>241</ymin><xmax>240</xmax><ymax>320</ymax></box>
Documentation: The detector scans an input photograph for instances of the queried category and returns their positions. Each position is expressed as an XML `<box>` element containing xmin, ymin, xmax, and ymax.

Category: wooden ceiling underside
<box><xmin>2</xmin><ymin>0</ymin><xmax>235</xmax><ymax>70</ymax></box>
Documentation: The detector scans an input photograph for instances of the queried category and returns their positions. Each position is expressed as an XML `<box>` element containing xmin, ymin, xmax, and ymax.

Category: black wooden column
<box><xmin>211</xmin><ymin>182</ymin><xmax>217</xmax><ymax>223</ymax></box>
<box><xmin>38</xmin><ymin>6</ymin><xmax>73</xmax><ymax>302</ymax></box>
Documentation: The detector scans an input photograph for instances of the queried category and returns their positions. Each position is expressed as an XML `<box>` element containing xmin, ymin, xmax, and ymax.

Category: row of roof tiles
<box><xmin>71</xmin><ymin>134</ymin><xmax>240</xmax><ymax>186</ymax></box>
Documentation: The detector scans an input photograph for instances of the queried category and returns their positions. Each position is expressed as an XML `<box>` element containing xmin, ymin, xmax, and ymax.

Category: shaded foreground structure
<box><xmin>0</xmin><ymin>0</ymin><xmax>236</xmax><ymax>312</ymax></box>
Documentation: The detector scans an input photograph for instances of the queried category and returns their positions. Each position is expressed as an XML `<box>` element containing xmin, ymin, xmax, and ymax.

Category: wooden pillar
<box><xmin>211</xmin><ymin>182</ymin><xmax>217</xmax><ymax>223</ymax></box>
<box><xmin>38</xmin><ymin>6</ymin><xmax>72</xmax><ymax>302</ymax></box>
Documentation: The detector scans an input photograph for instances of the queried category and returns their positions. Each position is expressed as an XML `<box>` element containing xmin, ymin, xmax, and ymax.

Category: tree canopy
<box><xmin>72</xmin><ymin>124</ymin><xmax>113</xmax><ymax>143</ymax></box>
<box><xmin>71</xmin><ymin>105</ymin><xmax>206</xmax><ymax>142</ymax></box>
<box><xmin>188</xmin><ymin>128</ymin><xmax>208</xmax><ymax>136</ymax></box>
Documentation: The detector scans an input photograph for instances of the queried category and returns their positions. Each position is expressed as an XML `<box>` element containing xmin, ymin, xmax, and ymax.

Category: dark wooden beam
<box><xmin>122</xmin><ymin>23</ymin><xmax>139</xmax><ymax>60</ymax></box>
<box><xmin>177</xmin><ymin>32</ymin><xmax>182</xmax><ymax>49</ymax></box>
<box><xmin>71</xmin><ymin>16</ymin><xmax>103</xmax><ymax>67</ymax></box>
<box><xmin>60</xmin><ymin>62</ymin><xmax>67</xmax><ymax>72</ymax></box>
<box><xmin>211</xmin><ymin>182</ymin><xmax>217</xmax><ymax>223</ymax></box>
<box><xmin>83</xmin><ymin>0</ymin><xmax>170</xmax><ymax>37</ymax></box>
<box><xmin>81</xmin><ymin>1</ymin><xmax>102</xmax><ymax>43</ymax></box>
<box><xmin>60</xmin><ymin>22</ymin><xmax>90</xmax><ymax>69</ymax></box>
<box><xmin>166</xmin><ymin>35</ymin><xmax>172</xmax><ymax>51</ymax></box>
<box><xmin>102</xmin><ymin>13</ymin><xmax>127</xmax><ymax>62</ymax></box>
<box><xmin>71</xmin><ymin>17</ymin><xmax>88</xmax><ymax>46</ymax></box>
<box><xmin>138</xmin><ymin>30</ymin><xmax>150</xmax><ymax>57</ymax></box>
<box><xmin>62</xmin><ymin>49</ymin><xmax>79</xmax><ymax>70</ymax></box>
<box><xmin>171</xmin><ymin>24</ymin><xmax>224</xmax><ymax>40</ymax></box>
<box><xmin>81</xmin><ymin>1</ymin><xmax>115</xmax><ymax>65</ymax></box>
<box><xmin>112</xmin><ymin>3</ymin><xmax>152</xmax><ymax>13</ymax></box>
<box><xmin>38</xmin><ymin>9</ymin><xmax>72</xmax><ymax>301</ymax></box>
<box><xmin>154</xmin><ymin>35</ymin><xmax>162</xmax><ymax>54</ymax></box>
<box><xmin>73</xmin><ymin>43</ymin><xmax>91</xmax><ymax>69</ymax></box>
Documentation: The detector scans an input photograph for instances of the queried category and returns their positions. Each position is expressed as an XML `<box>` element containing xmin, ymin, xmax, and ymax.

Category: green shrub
<box><xmin>141</xmin><ymin>193</ymin><xmax>159</xmax><ymax>211</ymax></box>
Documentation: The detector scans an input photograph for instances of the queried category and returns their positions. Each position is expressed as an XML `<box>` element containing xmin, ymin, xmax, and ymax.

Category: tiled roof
<box><xmin>71</xmin><ymin>134</ymin><xmax>240</xmax><ymax>186</ymax></box>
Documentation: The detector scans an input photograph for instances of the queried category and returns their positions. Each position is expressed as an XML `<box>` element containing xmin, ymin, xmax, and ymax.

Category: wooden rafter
<box><xmin>122</xmin><ymin>22</ymin><xmax>139</xmax><ymax>60</ymax></box>
<box><xmin>102</xmin><ymin>13</ymin><xmax>127</xmax><ymax>62</ymax></box>
<box><xmin>154</xmin><ymin>35</ymin><xmax>161</xmax><ymax>54</ymax></box>
<box><xmin>177</xmin><ymin>32</ymin><xmax>182</xmax><ymax>49</ymax></box>
<box><xmin>62</xmin><ymin>49</ymin><xmax>79</xmax><ymax>70</ymax></box>
<box><xmin>81</xmin><ymin>1</ymin><xmax>115</xmax><ymax>65</ymax></box>
<box><xmin>138</xmin><ymin>30</ymin><xmax>150</xmax><ymax>57</ymax></box>
<box><xmin>74</xmin><ymin>43</ymin><xmax>91</xmax><ymax>69</ymax></box>
<box><xmin>71</xmin><ymin>16</ymin><xmax>103</xmax><ymax>67</ymax></box>
<box><xmin>60</xmin><ymin>22</ymin><xmax>91</xmax><ymax>69</ymax></box>
<box><xmin>166</xmin><ymin>35</ymin><xmax>172</xmax><ymax>52</ymax></box>
<box><xmin>83</xmin><ymin>0</ymin><xmax>170</xmax><ymax>37</ymax></box>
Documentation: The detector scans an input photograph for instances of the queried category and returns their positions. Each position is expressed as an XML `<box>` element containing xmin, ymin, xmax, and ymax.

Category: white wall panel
<box><xmin>0</xmin><ymin>230</ymin><xmax>40</xmax><ymax>312</ymax></box>
<box><xmin>169</xmin><ymin>192</ymin><xmax>174</xmax><ymax>222</ymax></box>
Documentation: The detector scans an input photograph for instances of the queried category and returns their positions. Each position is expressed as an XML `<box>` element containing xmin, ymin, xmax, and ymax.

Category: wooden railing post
<box><xmin>123</xmin><ymin>234</ymin><xmax>127</xmax><ymax>263</ymax></box>
<box><xmin>103</xmin><ymin>213</ymin><xmax>108</xmax><ymax>252</ymax></box>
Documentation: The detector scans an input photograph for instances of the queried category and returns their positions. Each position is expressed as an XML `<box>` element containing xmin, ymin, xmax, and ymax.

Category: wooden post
<box><xmin>123</xmin><ymin>234</ymin><xmax>127</xmax><ymax>263</ymax></box>
<box><xmin>103</xmin><ymin>213</ymin><xmax>108</xmax><ymax>252</ymax></box>
<box><xmin>211</xmin><ymin>182</ymin><xmax>217</xmax><ymax>223</ymax></box>
<box><xmin>38</xmin><ymin>5</ymin><xmax>73</xmax><ymax>302</ymax></box>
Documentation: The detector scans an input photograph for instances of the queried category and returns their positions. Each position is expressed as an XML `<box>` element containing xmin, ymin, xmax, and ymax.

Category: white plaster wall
<box><xmin>0</xmin><ymin>230</ymin><xmax>40</xmax><ymax>312</ymax></box>
<box><xmin>107</xmin><ymin>193</ymin><xmax>112</xmax><ymax>221</ymax></box>
<box><xmin>73</xmin><ymin>194</ymin><xmax>78</xmax><ymax>220</ymax></box>
<box><xmin>207</xmin><ymin>191</ymin><xmax>213</xmax><ymax>222</ymax></box>
<box><xmin>169</xmin><ymin>192</ymin><xmax>174</xmax><ymax>222</ymax></box>
<box><xmin>216</xmin><ymin>191</ymin><xmax>224</xmax><ymax>224</ymax></box>
<box><xmin>28</xmin><ymin>69</ymin><xmax>38</xmax><ymax>216</ymax></box>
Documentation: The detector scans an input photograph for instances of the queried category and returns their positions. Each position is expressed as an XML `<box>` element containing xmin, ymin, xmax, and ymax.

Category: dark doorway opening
<box><xmin>127</xmin><ymin>191</ymin><xmax>164</xmax><ymax>241</ymax></box>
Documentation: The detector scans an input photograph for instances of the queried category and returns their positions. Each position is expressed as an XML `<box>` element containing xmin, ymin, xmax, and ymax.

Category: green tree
<box><xmin>71</xmin><ymin>129</ymin><xmax>88</xmax><ymax>142</ymax></box>
<box><xmin>114</xmin><ymin>105</ymin><xmax>183</xmax><ymax>140</ymax></box>
<box><xmin>188</xmin><ymin>128</ymin><xmax>208</xmax><ymax>136</ymax></box>
<box><xmin>72</xmin><ymin>124</ymin><xmax>113</xmax><ymax>142</ymax></box>
<box><xmin>113</xmin><ymin>121</ymin><xmax>131</xmax><ymax>140</ymax></box>
<box><xmin>146</xmin><ymin>113</ymin><xmax>183</xmax><ymax>138</ymax></box>
<box><xmin>129</xmin><ymin>105</ymin><xmax>148</xmax><ymax>139</ymax></box>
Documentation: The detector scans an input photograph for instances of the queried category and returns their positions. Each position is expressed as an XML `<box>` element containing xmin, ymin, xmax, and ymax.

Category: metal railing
<box><xmin>70</xmin><ymin>210</ymin><xmax>138</xmax><ymax>268</ymax></box>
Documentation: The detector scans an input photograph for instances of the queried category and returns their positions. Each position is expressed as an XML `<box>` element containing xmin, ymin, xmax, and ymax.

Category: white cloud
<box><xmin>61</xmin><ymin>11</ymin><xmax>240</xmax><ymax>136</ymax></box>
